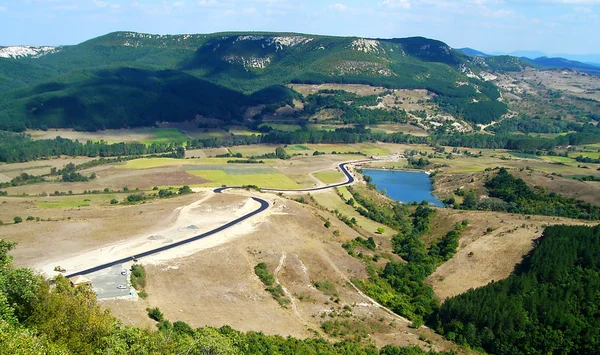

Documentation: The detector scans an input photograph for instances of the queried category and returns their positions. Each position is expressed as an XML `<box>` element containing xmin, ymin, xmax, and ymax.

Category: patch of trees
<box><xmin>435</xmin><ymin>225</ymin><xmax>600</xmax><ymax>354</ymax></box>
<box><xmin>0</xmin><ymin>172</ymin><xmax>44</xmax><ymax>189</ymax></box>
<box><xmin>457</xmin><ymin>168</ymin><xmax>600</xmax><ymax>220</ymax></box>
<box><xmin>489</xmin><ymin>115</ymin><xmax>582</xmax><ymax>134</ymax></box>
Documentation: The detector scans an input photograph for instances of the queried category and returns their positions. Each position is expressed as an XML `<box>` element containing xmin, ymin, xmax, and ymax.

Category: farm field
<box><xmin>313</xmin><ymin>171</ymin><xmax>345</xmax><ymax>184</ymax></box>
<box><xmin>188</xmin><ymin>170</ymin><xmax>301</xmax><ymax>189</ymax></box>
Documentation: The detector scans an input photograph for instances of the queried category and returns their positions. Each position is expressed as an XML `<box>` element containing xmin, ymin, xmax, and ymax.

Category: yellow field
<box><xmin>228</xmin><ymin>145</ymin><xmax>281</xmax><ymax>157</ymax></box>
<box><xmin>188</xmin><ymin>170</ymin><xmax>301</xmax><ymax>189</ymax></box>
<box><xmin>116</xmin><ymin>158</ymin><xmax>233</xmax><ymax>169</ymax></box>
<box><xmin>314</xmin><ymin>171</ymin><xmax>345</xmax><ymax>184</ymax></box>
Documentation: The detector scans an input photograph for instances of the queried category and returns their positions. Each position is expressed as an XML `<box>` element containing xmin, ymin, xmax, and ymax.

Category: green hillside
<box><xmin>0</xmin><ymin>31</ymin><xmax>507</xmax><ymax>131</ymax></box>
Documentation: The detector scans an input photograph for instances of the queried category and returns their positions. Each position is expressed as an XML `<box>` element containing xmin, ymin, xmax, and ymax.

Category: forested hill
<box><xmin>0</xmin><ymin>31</ymin><xmax>506</xmax><ymax>131</ymax></box>
<box><xmin>436</xmin><ymin>224</ymin><xmax>600</xmax><ymax>354</ymax></box>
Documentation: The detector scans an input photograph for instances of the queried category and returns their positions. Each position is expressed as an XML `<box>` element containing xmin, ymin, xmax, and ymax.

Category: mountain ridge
<box><xmin>0</xmin><ymin>31</ymin><xmax>504</xmax><ymax>131</ymax></box>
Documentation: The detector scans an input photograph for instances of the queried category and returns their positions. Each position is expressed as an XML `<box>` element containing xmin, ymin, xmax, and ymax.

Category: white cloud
<box><xmin>330</xmin><ymin>3</ymin><xmax>347</xmax><ymax>11</ymax></box>
<box><xmin>380</xmin><ymin>0</ymin><xmax>411</xmax><ymax>9</ymax></box>
<box><xmin>198</xmin><ymin>0</ymin><xmax>217</xmax><ymax>6</ymax></box>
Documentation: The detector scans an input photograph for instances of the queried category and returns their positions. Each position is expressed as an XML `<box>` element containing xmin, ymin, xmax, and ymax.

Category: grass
<box><xmin>541</xmin><ymin>156</ymin><xmax>576</xmax><ymax>163</ymax></box>
<box><xmin>337</xmin><ymin>186</ymin><xmax>354</xmax><ymax>201</ymax></box>
<box><xmin>314</xmin><ymin>171</ymin><xmax>345</xmax><ymax>184</ymax></box>
<box><xmin>188</xmin><ymin>170</ymin><xmax>301</xmax><ymax>189</ymax></box>
<box><xmin>509</xmin><ymin>152</ymin><xmax>542</xmax><ymax>160</ymax></box>
<box><xmin>286</xmin><ymin>145</ymin><xmax>312</xmax><ymax>151</ymax></box>
<box><xmin>36</xmin><ymin>200</ymin><xmax>90</xmax><ymax>208</ymax></box>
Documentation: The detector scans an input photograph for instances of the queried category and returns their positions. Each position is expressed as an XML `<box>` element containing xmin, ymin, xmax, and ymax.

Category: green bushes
<box><xmin>313</xmin><ymin>280</ymin><xmax>338</xmax><ymax>297</ymax></box>
<box><xmin>130</xmin><ymin>264</ymin><xmax>146</xmax><ymax>290</ymax></box>
<box><xmin>254</xmin><ymin>262</ymin><xmax>275</xmax><ymax>286</ymax></box>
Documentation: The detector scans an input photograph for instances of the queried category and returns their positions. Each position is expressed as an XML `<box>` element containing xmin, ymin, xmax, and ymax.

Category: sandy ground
<box><xmin>36</xmin><ymin>192</ymin><xmax>264</xmax><ymax>278</ymax></box>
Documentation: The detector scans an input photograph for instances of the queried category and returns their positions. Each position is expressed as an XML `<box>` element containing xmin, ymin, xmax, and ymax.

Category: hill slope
<box><xmin>0</xmin><ymin>31</ymin><xmax>505</xmax><ymax>131</ymax></box>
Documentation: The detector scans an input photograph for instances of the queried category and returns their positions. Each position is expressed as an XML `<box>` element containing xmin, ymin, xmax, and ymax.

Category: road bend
<box><xmin>65</xmin><ymin>160</ymin><xmax>363</xmax><ymax>277</ymax></box>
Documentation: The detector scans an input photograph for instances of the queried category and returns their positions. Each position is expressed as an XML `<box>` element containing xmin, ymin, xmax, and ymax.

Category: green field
<box><xmin>314</xmin><ymin>171</ymin><xmax>345</xmax><ymax>184</ymax></box>
<box><xmin>569</xmin><ymin>151</ymin><xmax>600</xmax><ymax>159</ymax></box>
<box><xmin>36</xmin><ymin>194</ymin><xmax>116</xmax><ymax>208</ymax></box>
<box><xmin>188</xmin><ymin>170</ymin><xmax>300</xmax><ymax>189</ymax></box>
<box><xmin>141</xmin><ymin>128</ymin><xmax>188</xmax><ymax>145</ymax></box>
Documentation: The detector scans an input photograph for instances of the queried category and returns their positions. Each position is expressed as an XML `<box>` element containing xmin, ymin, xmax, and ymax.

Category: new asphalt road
<box><xmin>65</xmin><ymin>161</ymin><xmax>361</xmax><ymax>279</ymax></box>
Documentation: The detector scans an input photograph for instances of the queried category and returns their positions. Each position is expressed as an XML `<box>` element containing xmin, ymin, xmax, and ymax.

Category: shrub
<box><xmin>146</xmin><ymin>307</ymin><xmax>163</xmax><ymax>322</ymax></box>
<box><xmin>13</xmin><ymin>216</ymin><xmax>22</xmax><ymax>224</ymax></box>
<box><xmin>26</xmin><ymin>216</ymin><xmax>35</xmax><ymax>221</ymax></box>
<box><xmin>254</xmin><ymin>263</ymin><xmax>274</xmax><ymax>286</ymax></box>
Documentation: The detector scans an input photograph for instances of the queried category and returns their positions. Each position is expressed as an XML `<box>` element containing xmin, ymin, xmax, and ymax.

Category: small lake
<box><xmin>362</xmin><ymin>169</ymin><xmax>443</xmax><ymax>207</ymax></box>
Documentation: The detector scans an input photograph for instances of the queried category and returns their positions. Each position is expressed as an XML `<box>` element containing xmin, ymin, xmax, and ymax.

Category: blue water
<box><xmin>362</xmin><ymin>169</ymin><xmax>443</xmax><ymax>207</ymax></box>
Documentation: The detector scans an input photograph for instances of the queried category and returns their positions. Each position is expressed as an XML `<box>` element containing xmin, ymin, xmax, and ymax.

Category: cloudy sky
<box><xmin>0</xmin><ymin>0</ymin><xmax>599</xmax><ymax>55</ymax></box>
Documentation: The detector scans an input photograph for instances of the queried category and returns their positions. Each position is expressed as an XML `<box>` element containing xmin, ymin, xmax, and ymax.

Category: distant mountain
<box><xmin>456</xmin><ymin>48</ymin><xmax>489</xmax><ymax>58</ymax></box>
<box><xmin>459</xmin><ymin>47</ymin><xmax>600</xmax><ymax>74</ymax></box>
<box><xmin>523</xmin><ymin>56</ymin><xmax>600</xmax><ymax>74</ymax></box>
<box><xmin>0</xmin><ymin>31</ymin><xmax>505</xmax><ymax>132</ymax></box>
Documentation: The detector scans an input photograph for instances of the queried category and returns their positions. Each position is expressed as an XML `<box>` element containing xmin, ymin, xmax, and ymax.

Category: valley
<box><xmin>1</xmin><ymin>30</ymin><xmax>600</xmax><ymax>354</ymax></box>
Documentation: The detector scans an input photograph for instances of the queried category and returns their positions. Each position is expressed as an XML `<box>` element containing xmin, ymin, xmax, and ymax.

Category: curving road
<box><xmin>65</xmin><ymin>160</ymin><xmax>363</xmax><ymax>278</ymax></box>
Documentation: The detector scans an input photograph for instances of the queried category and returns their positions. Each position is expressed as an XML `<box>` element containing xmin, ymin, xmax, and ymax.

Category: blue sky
<box><xmin>0</xmin><ymin>0</ymin><xmax>598</xmax><ymax>55</ymax></box>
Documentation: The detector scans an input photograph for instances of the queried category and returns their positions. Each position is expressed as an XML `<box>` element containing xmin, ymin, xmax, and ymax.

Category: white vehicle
<box><xmin>120</xmin><ymin>270</ymin><xmax>127</xmax><ymax>276</ymax></box>
<box><xmin>117</xmin><ymin>285</ymin><xmax>127</xmax><ymax>289</ymax></box>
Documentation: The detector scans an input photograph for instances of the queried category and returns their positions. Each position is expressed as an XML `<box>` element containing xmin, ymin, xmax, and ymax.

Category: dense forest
<box><xmin>0</xmin><ymin>240</ymin><xmax>453</xmax><ymax>355</ymax></box>
<box><xmin>435</xmin><ymin>224</ymin><xmax>600</xmax><ymax>354</ymax></box>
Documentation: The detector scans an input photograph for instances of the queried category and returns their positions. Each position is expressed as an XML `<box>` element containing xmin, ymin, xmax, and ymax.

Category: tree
<box><xmin>376</xmin><ymin>227</ymin><xmax>385</xmax><ymax>234</ymax></box>
<box><xmin>178</xmin><ymin>185</ymin><xmax>192</xmax><ymax>195</ymax></box>
<box><xmin>324</xmin><ymin>221</ymin><xmax>331</xmax><ymax>228</ymax></box>
<box><xmin>13</xmin><ymin>217</ymin><xmax>22</xmax><ymax>224</ymax></box>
